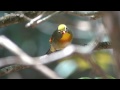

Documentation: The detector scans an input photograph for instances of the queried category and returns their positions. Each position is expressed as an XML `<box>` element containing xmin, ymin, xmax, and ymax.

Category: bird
<box><xmin>46</xmin><ymin>24</ymin><xmax>73</xmax><ymax>54</ymax></box>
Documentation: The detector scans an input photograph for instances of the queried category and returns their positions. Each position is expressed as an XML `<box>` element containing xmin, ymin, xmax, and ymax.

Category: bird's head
<box><xmin>58</xmin><ymin>24</ymin><xmax>68</xmax><ymax>34</ymax></box>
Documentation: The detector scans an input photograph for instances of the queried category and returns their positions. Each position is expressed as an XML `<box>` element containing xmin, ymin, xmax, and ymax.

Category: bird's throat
<box><xmin>59</xmin><ymin>32</ymin><xmax>72</xmax><ymax>43</ymax></box>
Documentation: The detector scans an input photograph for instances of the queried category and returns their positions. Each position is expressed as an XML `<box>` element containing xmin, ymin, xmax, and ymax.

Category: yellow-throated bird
<box><xmin>46</xmin><ymin>24</ymin><xmax>73</xmax><ymax>54</ymax></box>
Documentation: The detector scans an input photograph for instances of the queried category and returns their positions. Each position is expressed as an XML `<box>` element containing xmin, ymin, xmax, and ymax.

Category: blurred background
<box><xmin>0</xmin><ymin>11</ymin><xmax>115</xmax><ymax>79</ymax></box>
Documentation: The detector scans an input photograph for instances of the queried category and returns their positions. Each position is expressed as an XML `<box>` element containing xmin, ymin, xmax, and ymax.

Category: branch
<box><xmin>102</xmin><ymin>11</ymin><xmax>120</xmax><ymax>53</ymax></box>
<box><xmin>0</xmin><ymin>64</ymin><xmax>30</xmax><ymax>77</ymax></box>
<box><xmin>0</xmin><ymin>41</ymin><xmax>112</xmax><ymax>66</ymax></box>
<box><xmin>0</xmin><ymin>11</ymin><xmax>41</xmax><ymax>28</ymax></box>
<box><xmin>0</xmin><ymin>35</ymin><xmax>62</xmax><ymax>79</ymax></box>
<box><xmin>94</xmin><ymin>42</ymin><xmax>111</xmax><ymax>50</ymax></box>
<box><xmin>66</xmin><ymin>11</ymin><xmax>102</xmax><ymax>19</ymax></box>
<box><xmin>0</xmin><ymin>40</ymin><xmax>112</xmax><ymax>77</ymax></box>
<box><xmin>26</xmin><ymin>11</ymin><xmax>61</xmax><ymax>27</ymax></box>
<box><xmin>0</xmin><ymin>11</ymin><xmax>101</xmax><ymax>28</ymax></box>
<box><xmin>102</xmin><ymin>11</ymin><xmax>120</xmax><ymax>78</ymax></box>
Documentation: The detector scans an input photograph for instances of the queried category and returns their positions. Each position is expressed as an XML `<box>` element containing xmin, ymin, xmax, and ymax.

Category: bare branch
<box><xmin>67</xmin><ymin>11</ymin><xmax>99</xmax><ymax>16</ymax></box>
<box><xmin>94</xmin><ymin>42</ymin><xmax>111</xmax><ymax>50</ymax></box>
<box><xmin>102</xmin><ymin>11</ymin><xmax>120</xmax><ymax>53</ymax></box>
<box><xmin>0</xmin><ymin>35</ymin><xmax>62</xmax><ymax>79</ymax></box>
<box><xmin>66</xmin><ymin>11</ymin><xmax>102</xmax><ymax>19</ymax></box>
<box><xmin>0</xmin><ymin>40</ymin><xmax>112</xmax><ymax>77</ymax></box>
<box><xmin>0</xmin><ymin>11</ymin><xmax>41</xmax><ymax>28</ymax></box>
<box><xmin>0</xmin><ymin>35</ymin><xmax>34</xmax><ymax>65</ymax></box>
<box><xmin>0</xmin><ymin>41</ymin><xmax>112</xmax><ymax>66</ymax></box>
<box><xmin>25</xmin><ymin>11</ymin><xmax>46</xmax><ymax>27</ymax></box>
<box><xmin>26</xmin><ymin>11</ymin><xmax>61</xmax><ymax>27</ymax></box>
<box><xmin>0</xmin><ymin>64</ymin><xmax>30</xmax><ymax>77</ymax></box>
<box><xmin>0</xmin><ymin>11</ymin><xmax>101</xmax><ymax>28</ymax></box>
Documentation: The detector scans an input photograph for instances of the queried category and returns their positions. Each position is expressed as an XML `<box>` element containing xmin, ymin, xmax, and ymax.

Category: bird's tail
<box><xmin>46</xmin><ymin>45</ymin><xmax>57</xmax><ymax>54</ymax></box>
<box><xmin>46</xmin><ymin>48</ymin><xmax>53</xmax><ymax>54</ymax></box>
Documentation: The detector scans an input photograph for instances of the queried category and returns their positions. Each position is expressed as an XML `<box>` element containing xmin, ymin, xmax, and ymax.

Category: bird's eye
<box><xmin>58</xmin><ymin>31</ymin><xmax>61</xmax><ymax>33</ymax></box>
<box><xmin>66</xmin><ymin>27</ymin><xmax>67</xmax><ymax>30</ymax></box>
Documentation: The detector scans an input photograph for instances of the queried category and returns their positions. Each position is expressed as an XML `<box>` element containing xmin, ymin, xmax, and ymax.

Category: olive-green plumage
<box><xmin>46</xmin><ymin>24</ymin><xmax>73</xmax><ymax>54</ymax></box>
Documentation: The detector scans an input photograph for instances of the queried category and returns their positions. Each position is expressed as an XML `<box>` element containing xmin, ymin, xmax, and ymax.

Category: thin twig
<box><xmin>67</xmin><ymin>11</ymin><xmax>99</xmax><ymax>16</ymax></box>
<box><xmin>67</xmin><ymin>11</ymin><xmax>102</xmax><ymax>19</ymax></box>
<box><xmin>26</xmin><ymin>11</ymin><xmax>47</xmax><ymax>27</ymax></box>
<box><xmin>0</xmin><ymin>11</ymin><xmax>101</xmax><ymax>28</ymax></box>
<box><xmin>36</xmin><ymin>11</ymin><xmax>61</xmax><ymax>24</ymax></box>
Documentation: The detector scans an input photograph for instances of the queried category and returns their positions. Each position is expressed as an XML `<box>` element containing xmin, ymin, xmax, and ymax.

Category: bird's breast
<box><xmin>59</xmin><ymin>32</ymin><xmax>72</xmax><ymax>43</ymax></box>
<box><xmin>50</xmin><ymin>32</ymin><xmax>73</xmax><ymax>51</ymax></box>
